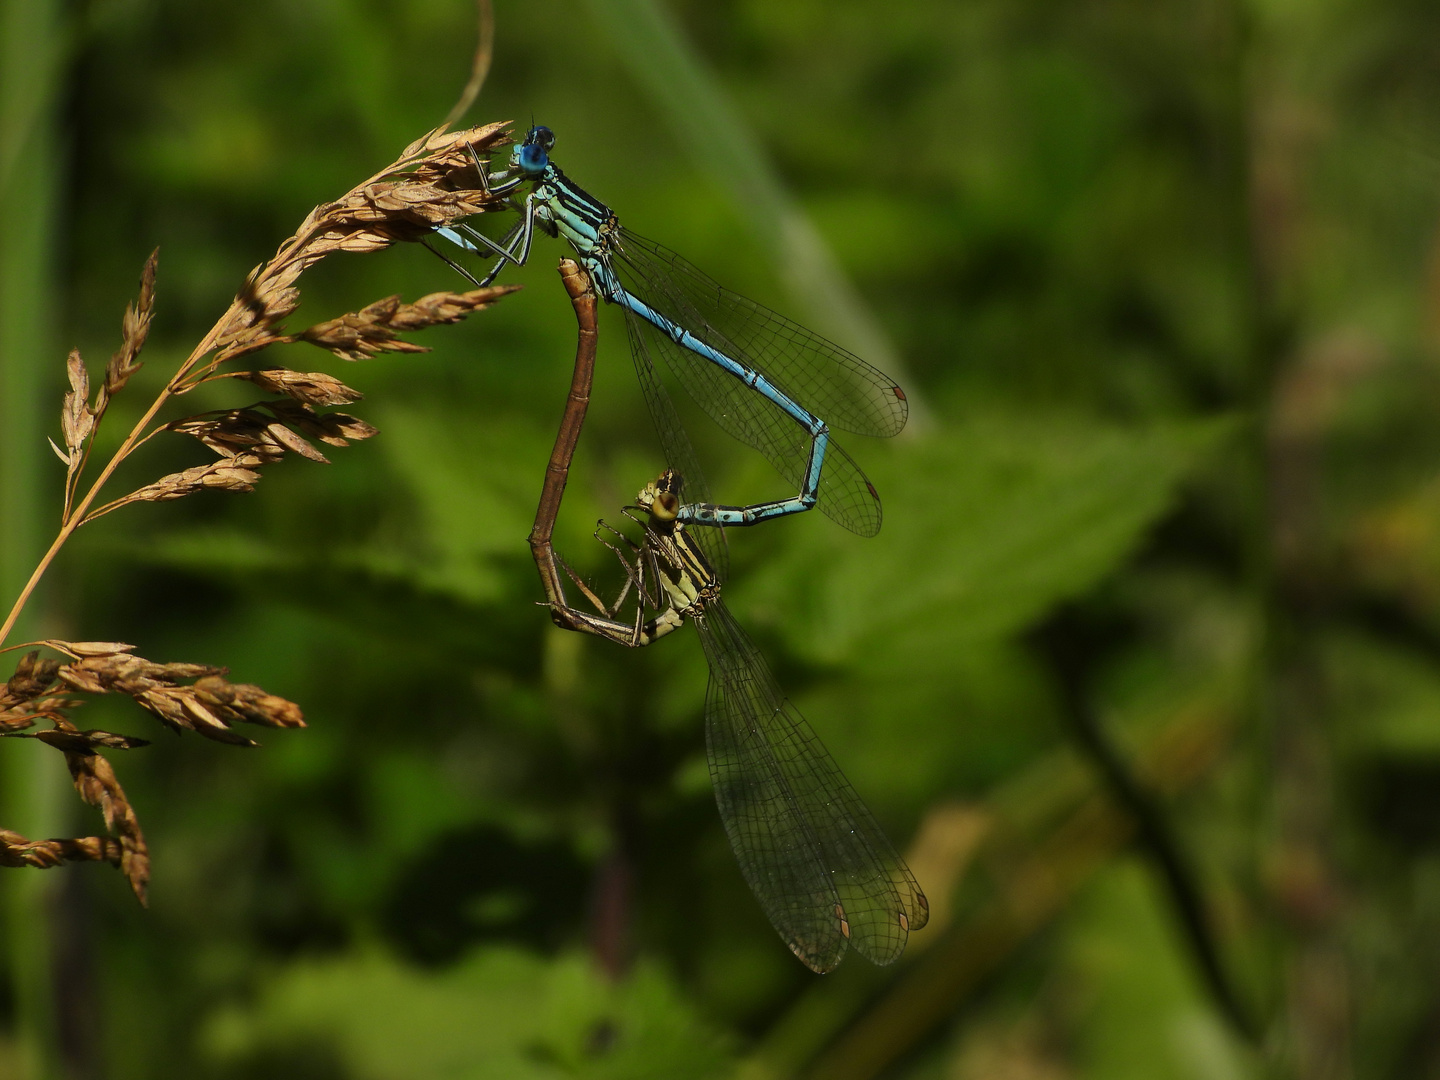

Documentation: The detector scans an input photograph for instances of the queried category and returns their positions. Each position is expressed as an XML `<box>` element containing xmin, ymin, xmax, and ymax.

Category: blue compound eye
<box><xmin>529</xmin><ymin>125</ymin><xmax>556</xmax><ymax>151</ymax></box>
<box><xmin>517</xmin><ymin>142</ymin><xmax>549</xmax><ymax>175</ymax></box>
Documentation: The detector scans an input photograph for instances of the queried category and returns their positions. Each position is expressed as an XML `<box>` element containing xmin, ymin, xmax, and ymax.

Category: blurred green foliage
<box><xmin>6</xmin><ymin>0</ymin><xmax>1440</xmax><ymax>1076</ymax></box>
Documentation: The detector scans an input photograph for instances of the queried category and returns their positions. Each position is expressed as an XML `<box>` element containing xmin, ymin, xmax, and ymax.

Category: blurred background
<box><xmin>4</xmin><ymin>0</ymin><xmax>1440</xmax><ymax>1076</ymax></box>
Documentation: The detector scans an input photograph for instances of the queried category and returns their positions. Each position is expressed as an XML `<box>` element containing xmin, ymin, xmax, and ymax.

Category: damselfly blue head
<box><xmin>511</xmin><ymin>125</ymin><xmax>555</xmax><ymax>177</ymax></box>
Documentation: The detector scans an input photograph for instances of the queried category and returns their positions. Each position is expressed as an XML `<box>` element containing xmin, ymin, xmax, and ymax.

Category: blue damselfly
<box><xmin>435</xmin><ymin>125</ymin><xmax>908</xmax><ymax>537</ymax></box>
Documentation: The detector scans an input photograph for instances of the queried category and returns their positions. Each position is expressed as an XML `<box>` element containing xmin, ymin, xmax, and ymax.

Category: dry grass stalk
<box><xmin>1</xmin><ymin>118</ymin><xmax>515</xmax><ymax>645</ymax></box>
<box><xmin>2</xmin><ymin>119</ymin><xmax>517</xmax><ymax>898</ymax></box>
<box><xmin>1</xmin><ymin>640</ymin><xmax>307</xmax><ymax>900</ymax></box>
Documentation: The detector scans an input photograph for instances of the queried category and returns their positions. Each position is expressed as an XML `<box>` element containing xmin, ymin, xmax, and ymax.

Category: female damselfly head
<box><xmin>511</xmin><ymin>125</ymin><xmax>556</xmax><ymax>177</ymax></box>
<box><xmin>636</xmin><ymin>470</ymin><xmax>684</xmax><ymax>522</ymax></box>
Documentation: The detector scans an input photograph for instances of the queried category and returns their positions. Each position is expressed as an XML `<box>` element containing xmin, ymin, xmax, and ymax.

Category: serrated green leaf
<box><xmin>735</xmin><ymin>413</ymin><xmax>1232</xmax><ymax>663</ymax></box>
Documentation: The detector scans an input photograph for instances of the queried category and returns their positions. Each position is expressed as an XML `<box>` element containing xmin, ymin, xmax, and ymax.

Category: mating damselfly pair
<box><xmin>433</xmin><ymin>124</ymin><xmax>907</xmax><ymax>537</ymax></box>
<box><xmin>436</xmin><ymin>125</ymin><xmax>927</xmax><ymax>971</ymax></box>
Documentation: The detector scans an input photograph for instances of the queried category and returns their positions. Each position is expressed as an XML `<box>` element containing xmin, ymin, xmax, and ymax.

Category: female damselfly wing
<box><xmin>696</xmin><ymin>589</ymin><xmax>928</xmax><ymax>970</ymax></box>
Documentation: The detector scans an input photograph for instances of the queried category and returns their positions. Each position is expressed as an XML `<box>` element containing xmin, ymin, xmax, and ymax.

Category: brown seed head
<box><xmin>105</xmin><ymin>249</ymin><xmax>157</xmax><ymax>397</ymax></box>
<box><xmin>64</xmin><ymin>750</ymin><xmax>149</xmax><ymax>902</ymax></box>
<box><xmin>3</xmin><ymin>651</ymin><xmax>61</xmax><ymax>706</ymax></box>
<box><xmin>230</xmin><ymin>368</ymin><xmax>364</xmax><ymax>406</ymax></box>
<box><xmin>299</xmin><ymin>285</ymin><xmax>517</xmax><ymax>362</ymax></box>
<box><xmin>0</xmin><ymin>830</ymin><xmax>128</xmax><ymax>874</ymax></box>
<box><xmin>203</xmin><ymin>122</ymin><xmax>512</xmax><ymax>373</ymax></box>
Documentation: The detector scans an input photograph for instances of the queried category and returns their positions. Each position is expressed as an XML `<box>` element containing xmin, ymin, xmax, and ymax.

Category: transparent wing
<box><xmin>624</xmin><ymin>313</ymin><xmax>730</xmax><ymax>580</ymax></box>
<box><xmin>615</xmin><ymin>244</ymin><xmax>886</xmax><ymax>537</ymax></box>
<box><xmin>615</xmin><ymin>232</ymin><xmax>909</xmax><ymax>438</ymax></box>
<box><xmin>697</xmin><ymin>601</ymin><xmax>928</xmax><ymax>972</ymax></box>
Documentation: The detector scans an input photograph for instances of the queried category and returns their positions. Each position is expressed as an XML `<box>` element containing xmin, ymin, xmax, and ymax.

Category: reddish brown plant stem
<box><xmin>527</xmin><ymin>258</ymin><xmax>638</xmax><ymax>978</ymax></box>
<box><xmin>528</xmin><ymin>258</ymin><xmax>599</xmax><ymax>612</ymax></box>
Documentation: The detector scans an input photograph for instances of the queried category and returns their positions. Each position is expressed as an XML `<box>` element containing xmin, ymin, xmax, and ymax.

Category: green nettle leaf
<box><xmin>735</xmin><ymin>413</ymin><xmax>1231</xmax><ymax>663</ymax></box>
<box><xmin>202</xmin><ymin>946</ymin><xmax>736</xmax><ymax>1080</ymax></box>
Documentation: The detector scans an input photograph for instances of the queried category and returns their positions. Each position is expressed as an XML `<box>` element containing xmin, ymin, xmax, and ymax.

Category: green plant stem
<box><xmin>1</xmin><ymin>1</ymin><xmax>66</xmax><ymax>1075</ymax></box>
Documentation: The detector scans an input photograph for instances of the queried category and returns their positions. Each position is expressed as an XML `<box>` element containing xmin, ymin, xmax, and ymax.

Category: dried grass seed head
<box><xmin>207</xmin><ymin>122</ymin><xmax>512</xmax><ymax>368</ymax></box>
<box><xmin>62</xmin><ymin>350</ymin><xmax>94</xmax><ymax>454</ymax></box>
<box><xmin>298</xmin><ymin>284</ymin><xmax>517</xmax><ymax>362</ymax></box>
<box><xmin>231</xmin><ymin>368</ymin><xmax>363</xmax><ymax>406</ymax></box>
<box><xmin>3</xmin><ymin>651</ymin><xmax>61</xmax><ymax>707</ymax></box>
<box><xmin>65</xmin><ymin>750</ymin><xmax>149</xmax><ymax>901</ymax></box>
<box><xmin>0</xmin><ymin>830</ymin><xmax>128</xmax><ymax>875</ymax></box>
<box><xmin>105</xmin><ymin>249</ymin><xmax>157</xmax><ymax>397</ymax></box>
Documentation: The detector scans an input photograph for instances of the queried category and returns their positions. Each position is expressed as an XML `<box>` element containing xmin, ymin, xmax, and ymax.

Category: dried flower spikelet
<box><xmin>61</xmin><ymin>350</ymin><xmax>94</xmax><ymax>455</ymax></box>
<box><xmin>53</xmin><ymin>249</ymin><xmax>161</xmax><ymax>517</ymax></box>
<box><xmin>3</xmin><ymin>651</ymin><xmax>61</xmax><ymax>707</ymax></box>
<box><xmin>140</xmin><ymin>458</ymin><xmax>267</xmax><ymax>502</ymax></box>
<box><xmin>0</xmin><ymin>712</ymin><xmax>37</xmax><ymax>735</ymax></box>
<box><xmin>87</xmin><ymin>455</ymin><xmax>268</xmax><ymax>519</ymax></box>
<box><xmin>65</xmin><ymin>749</ymin><xmax>149</xmax><ymax>901</ymax></box>
<box><xmin>188</xmin><ymin>688</ymin><xmax>264</xmax><ymax>745</ymax></box>
<box><xmin>266</xmin><ymin>399</ymin><xmax>377</xmax><ymax>449</ymax></box>
<box><xmin>51</xmin><ymin>651</ymin><xmax>303</xmax><ymax>748</ymax></box>
<box><xmin>266</xmin><ymin>418</ymin><xmax>331</xmax><ymax>462</ymax></box>
<box><xmin>204</xmin><ymin>283</ymin><xmax>302</xmax><ymax>369</ymax></box>
<box><xmin>299</xmin><ymin>311</ymin><xmax>430</xmax><ymax>363</ymax></box>
<box><xmin>33</xmin><ymin>727</ymin><xmax>151</xmax><ymax>753</ymax></box>
<box><xmin>0</xmin><ymin>830</ymin><xmax>126</xmax><ymax>873</ymax></box>
<box><xmin>125</xmin><ymin>685</ymin><xmax>251</xmax><ymax>746</ymax></box>
<box><xmin>1</xmin><ymin>653</ymin><xmax>60</xmax><ymax>731</ymax></box>
<box><xmin>166</xmin><ymin>411</ymin><xmax>291</xmax><ymax>462</ymax></box>
<box><xmin>45</xmin><ymin>641</ymin><xmax>140</xmax><ymax>658</ymax></box>
<box><xmin>105</xmin><ymin>249</ymin><xmax>157</xmax><ymax>397</ymax></box>
<box><xmin>385</xmin><ymin>286</ymin><xmax>520</xmax><ymax>331</ymax></box>
<box><xmin>87</xmin><ymin>396</ymin><xmax>376</xmax><ymax>522</ymax></box>
<box><xmin>300</xmin><ymin>284</ymin><xmax>518</xmax><ymax>361</ymax></box>
<box><xmin>56</xmin><ymin>652</ymin><xmax>217</xmax><ymax>697</ymax></box>
<box><xmin>193</xmin><ymin>675</ymin><xmax>306</xmax><ymax>729</ymax></box>
<box><xmin>232</xmin><ymin>368</ymin><xmax>363</xmax><ymax>406</ymax></box>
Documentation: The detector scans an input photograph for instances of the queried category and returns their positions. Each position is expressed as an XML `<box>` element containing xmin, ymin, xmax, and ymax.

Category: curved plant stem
<box><xmin>529</xmin><ymin>259</ymin><xmax>599</xmax><ymax>607</ymax></box>
<box><xmin>442</xmin><ymin>0</ymin><xmax>494</xmax><ymax>129</ymax></box>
